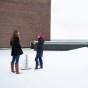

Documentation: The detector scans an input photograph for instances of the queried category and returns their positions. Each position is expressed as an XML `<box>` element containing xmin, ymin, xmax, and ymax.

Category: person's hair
<box><xmin>10</xmin><ymin>30</ymin><xmax>21</xmax><ymax>41</ymax></box>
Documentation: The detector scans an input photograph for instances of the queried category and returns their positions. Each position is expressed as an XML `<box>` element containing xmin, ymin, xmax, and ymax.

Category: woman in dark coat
<box><xmin>10</xmin><ymin>30</ymin><xmax>23</xmax><ymax>74</ymax></box>
<box><xmin>35</xmin><ymin>33</ymin><xmax>44</xmax><ymax>69</ymax></box>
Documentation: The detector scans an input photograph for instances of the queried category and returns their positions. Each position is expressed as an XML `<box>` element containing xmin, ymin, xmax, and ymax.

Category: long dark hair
<box><xmin>10</xmin><ymin>30</ymin><xmax>21</xmax><ymax>41</ymax></box>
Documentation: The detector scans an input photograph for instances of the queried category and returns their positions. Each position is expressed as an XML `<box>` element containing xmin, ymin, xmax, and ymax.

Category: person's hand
<box><xmin>33</xmin><ymin>40</ymin><xmax>36</xmax><ymax>44</ymax></box>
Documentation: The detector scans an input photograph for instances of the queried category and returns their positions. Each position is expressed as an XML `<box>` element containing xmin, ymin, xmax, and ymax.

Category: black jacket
<box><xmin>36</xmin><ymin>37</ymin><xmax>44</xmax><ymax>57</ymax></box>
<box><xmin>10</xmin><ymin>36</ymin><xmax>23</xmax><ymax>56</ymax></box>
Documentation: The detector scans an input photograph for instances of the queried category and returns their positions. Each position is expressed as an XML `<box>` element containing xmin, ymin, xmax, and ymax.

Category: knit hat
<box><xmin>38</xmin><ymin>33</ymin><xmax>43</xmax><ymax>38</ymax></box>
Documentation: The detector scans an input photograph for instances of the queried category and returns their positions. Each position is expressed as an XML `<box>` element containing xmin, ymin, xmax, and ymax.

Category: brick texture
<box><xmin>0</xmin><ymin>0</ymin><xmax>51</xmax><ymax>48</ymax></box>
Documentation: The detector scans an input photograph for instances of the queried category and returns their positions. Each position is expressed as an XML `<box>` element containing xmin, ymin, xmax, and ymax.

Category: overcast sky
<box><xmin>51</xmin><ymin>0</ymin><xmax>88</xmax><ymax>40</ymax></box>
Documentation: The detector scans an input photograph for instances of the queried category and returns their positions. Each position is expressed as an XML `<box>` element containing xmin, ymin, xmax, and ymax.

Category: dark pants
<box><xmin>35</xmin><ymin>56</ymin><xmax>43</xmax><ymax>68</ymax></box>
<box><xmin>11</xmin><ymin>55</ymin><xmax>20</xmax><ymax>64</ymax></box>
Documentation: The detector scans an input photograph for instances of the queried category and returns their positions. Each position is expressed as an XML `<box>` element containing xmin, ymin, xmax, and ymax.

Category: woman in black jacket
<box><xmin>35</xmin><ymin>33</ymin><xmax>44</xmax><ymax>69</ymax></box>
<box><xmin>10</xmin><ymin>30</ymin><xmax>23</xmax><ymax>74</ymax></box>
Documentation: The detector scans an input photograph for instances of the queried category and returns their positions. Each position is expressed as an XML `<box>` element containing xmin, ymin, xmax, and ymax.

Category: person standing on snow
<box><xmin>35</xmin><ymin>33</ymin><xmax>44</xmax><ymax>69</ymax></box>
<box><xmin>10</xmin><ymin>30</ymin><xmax>23</xmax><ymax>74</ymax></box>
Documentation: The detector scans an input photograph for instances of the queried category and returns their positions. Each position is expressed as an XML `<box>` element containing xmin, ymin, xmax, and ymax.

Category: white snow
<box><xmin>0</xmin><ymin>47</ymin><xmax>88</xmax><ymax>88</ymax></box>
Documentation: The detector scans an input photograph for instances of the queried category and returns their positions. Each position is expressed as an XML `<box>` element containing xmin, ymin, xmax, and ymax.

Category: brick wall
<box><xmin>0</xmin><ymin>0</ymin><xmax>51</xmax><ymax>48</ymax></box>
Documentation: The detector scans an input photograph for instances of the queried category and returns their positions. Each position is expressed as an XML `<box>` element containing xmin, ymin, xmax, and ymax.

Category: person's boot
<box><xmin>39</xmin><ymin>62</ymin><xmax>43</xmax><ymax>69</ymax></box>
<box><xmin>35</xmin><ymin>64</ymin><xmax>38</xmax><ymax>70</ymax></box>
<box><xmin>39</xmin><ymin>61</ymin><xmax>43</xmax><ymax>69</ymax></box>
<box><xmin>15</xmin><ymin>63</ymin><xmax>21</xmax><ymax>74</ymax></box>
<box><xmin>11</xmin><ymin>62</ymin><xmax>15</xmax><ymax>73</ymax></box>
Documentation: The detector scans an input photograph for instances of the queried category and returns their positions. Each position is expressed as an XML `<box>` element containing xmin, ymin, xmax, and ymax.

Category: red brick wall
<box><xmin>0</xmin><ymin>0</ymin><xmax>51</xmax><ymax>48</ymax></box>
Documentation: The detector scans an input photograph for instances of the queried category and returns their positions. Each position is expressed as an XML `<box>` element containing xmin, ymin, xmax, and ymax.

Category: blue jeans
<box><xmin>35</xmin><ymin>56</ymin><xmax>43</xmax><ymax>68</ymax></box>
<box><xmin>11</xmin><ymin>55</ymin><xmax>20</xmax><ymax>64</ymax></box>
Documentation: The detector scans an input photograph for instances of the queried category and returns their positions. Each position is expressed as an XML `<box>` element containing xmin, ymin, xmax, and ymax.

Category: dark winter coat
<box><xmin>10</xmin><ymin>36</ymin><xmax>23</xmax><ymax>56</ymax></box>
<box><xmin>36</xmin><ymin>37</ymin><xmax>44</xmax><ymax>57</ymax></box>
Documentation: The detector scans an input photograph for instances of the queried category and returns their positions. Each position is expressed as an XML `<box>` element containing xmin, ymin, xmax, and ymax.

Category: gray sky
<box><xmin>51</xmin><ymin>0</ymin><xmax>88</xmax><ymax>40</ymax></box>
